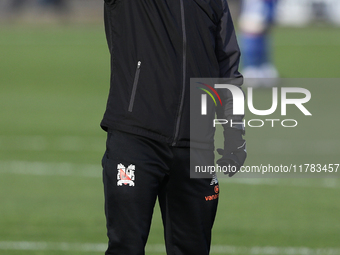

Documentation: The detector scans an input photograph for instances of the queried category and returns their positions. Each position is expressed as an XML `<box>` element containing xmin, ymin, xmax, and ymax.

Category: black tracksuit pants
<box><xmin>102</xmin><ymin>130</ymin><xmax>219</xmax><ymax>255</ymax></box>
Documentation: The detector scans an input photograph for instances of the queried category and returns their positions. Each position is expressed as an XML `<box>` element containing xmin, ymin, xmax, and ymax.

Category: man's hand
<box><xmin>216</xmin><ymin>128</ymin><xmax>246</xmax><ymax>177</ymax></box>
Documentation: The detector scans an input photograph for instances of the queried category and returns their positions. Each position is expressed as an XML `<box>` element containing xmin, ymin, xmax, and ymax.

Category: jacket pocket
<box><xmin>104</xmin><ymin>0</ymin><xmax>116</xmax><ymax>5</ymax></box>
<box><xmin>128</xmin><ymin>61</ymin><xmax>141</xmax><ymax>112</ymax></box>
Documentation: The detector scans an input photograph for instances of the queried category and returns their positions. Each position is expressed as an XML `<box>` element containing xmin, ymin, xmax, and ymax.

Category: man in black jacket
<box><xmin>101</xmin><ymin>0</ymin><xmax>246</xmax><ymax>254</ymax></box>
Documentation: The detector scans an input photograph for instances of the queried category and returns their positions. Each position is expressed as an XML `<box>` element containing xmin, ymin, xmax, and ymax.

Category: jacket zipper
<box><xmin>172</xmin><ymin>0</ymin><xmax>187</xmax><ymax>146</ymax></box>
<box><xmin>128</xmin><ymin>61</ymin><xmax>141</xmax><ymax>112</ymax></box>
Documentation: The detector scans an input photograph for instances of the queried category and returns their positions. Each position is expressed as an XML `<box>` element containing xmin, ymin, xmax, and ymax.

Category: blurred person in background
<box><xmin>7</xmin><ymin>0</ymin><xmax>67</xmax><ymax>17</ymax></box>
<box><xmin>8</xmin><ymin>0</ymin><xmax>26</xmax><ymax>13</ymax></box>
<box><xmin>239</xmin><ymin>0</ymin><xmax>279</xmax><ymax>87</ymax></box>
<box><xmin>39</xmin><ymin>0</ymin><xmax>66</xmax><ymax>12</ymax></box>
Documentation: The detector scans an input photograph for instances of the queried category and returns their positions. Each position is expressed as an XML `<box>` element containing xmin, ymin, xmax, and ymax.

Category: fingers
<box><xmin>216</xmin><ymin>148</ymin><xmax>224</xmax><ymax>155</ymax></box>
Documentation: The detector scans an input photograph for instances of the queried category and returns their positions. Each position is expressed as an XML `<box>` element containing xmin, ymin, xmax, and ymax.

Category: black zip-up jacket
<box><xmin>101</xmin><ymin>0</ymin><xmax>243</xmax><ymax>147</ymax></box>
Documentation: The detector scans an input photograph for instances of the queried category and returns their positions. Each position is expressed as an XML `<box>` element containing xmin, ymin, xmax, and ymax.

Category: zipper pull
<box><xmin>137</xmin><ymin>61</ymin><xmax>141</xmax><ymax>69</ymax></box>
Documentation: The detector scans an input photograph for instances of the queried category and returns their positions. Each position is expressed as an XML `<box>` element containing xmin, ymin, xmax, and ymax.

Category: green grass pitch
<box><xmin>0</xmin><ymin>24</ymin><xmax>340</xmax><ymax>254</ymax></box>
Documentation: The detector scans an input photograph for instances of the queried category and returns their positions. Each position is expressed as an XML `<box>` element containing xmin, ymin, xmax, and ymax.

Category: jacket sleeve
<box><xmin>215</xmin><ymin>0</ymin><xmax>245</xmax><ymax>129</ymax></box>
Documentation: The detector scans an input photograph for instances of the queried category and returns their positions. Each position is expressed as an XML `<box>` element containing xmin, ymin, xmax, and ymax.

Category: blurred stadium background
<box><xmin>0</xmin><ymin>0</ymin><xmax>339</xmax><ymax>254</ymax></box>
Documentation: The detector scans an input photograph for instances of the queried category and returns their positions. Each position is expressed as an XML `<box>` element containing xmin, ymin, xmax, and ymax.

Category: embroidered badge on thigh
<box><xmin>117</xmin><ymin>163</ymin><xmax>135</xmax><ymax>186</ymax></box>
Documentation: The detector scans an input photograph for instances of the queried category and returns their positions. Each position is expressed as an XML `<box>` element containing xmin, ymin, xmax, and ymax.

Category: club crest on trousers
<box><xmin>117</xmin><ymin>163</ymin><xmax>135</xmax><ymax>186</ymax></box>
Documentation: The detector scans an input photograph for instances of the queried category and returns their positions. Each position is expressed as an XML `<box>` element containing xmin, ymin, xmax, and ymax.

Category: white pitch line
<box><xmin>0</xmin><ymin>135</ymin><xmax>105</xmax><ymax>152</ymax></box>
<box><xmin>0</xmin><ymin>160</ymin><xmax>339</xmax><ymax>189</ymax></box>
<box><xmin>219</xmin><ymin>177</ymin><xmax>340</xmax><ymax>189</ymax></box>
<box><xmin>0</xmin><ymin>241</ymin><xmax>340</xmax><ymax>255</ymax></box>
<box><xmin>1</xmin><ymin>39</ymin><xmax>339</xmax><ymax>47</ymax></box>
<box><xmin>0</xmin><ymin>241</ymin><xmax>106</xmax><ymax>252</ymax></box>
<box><xmin>0</xmin><ymin>41</ymin><xmax>107</xmax><ymax>46</ymax></box>
<box><xmin>1</xmin><ymin>135</ymin><xmax>339</xmax><ymax>155</ymax></box>
<box><xmin>251</xmin><ymin>139</ymin><xmax>340</xmax><ymax>156</ymax></box>
<box><xmin>210</xmin><ymin>245</ymin><xmax>340</xmax><ymax>255</ymax></box>
<box><xmin>0</xmin><ymin>160</ymin><xmax>101</xmax><ymax>178</ymax></box>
